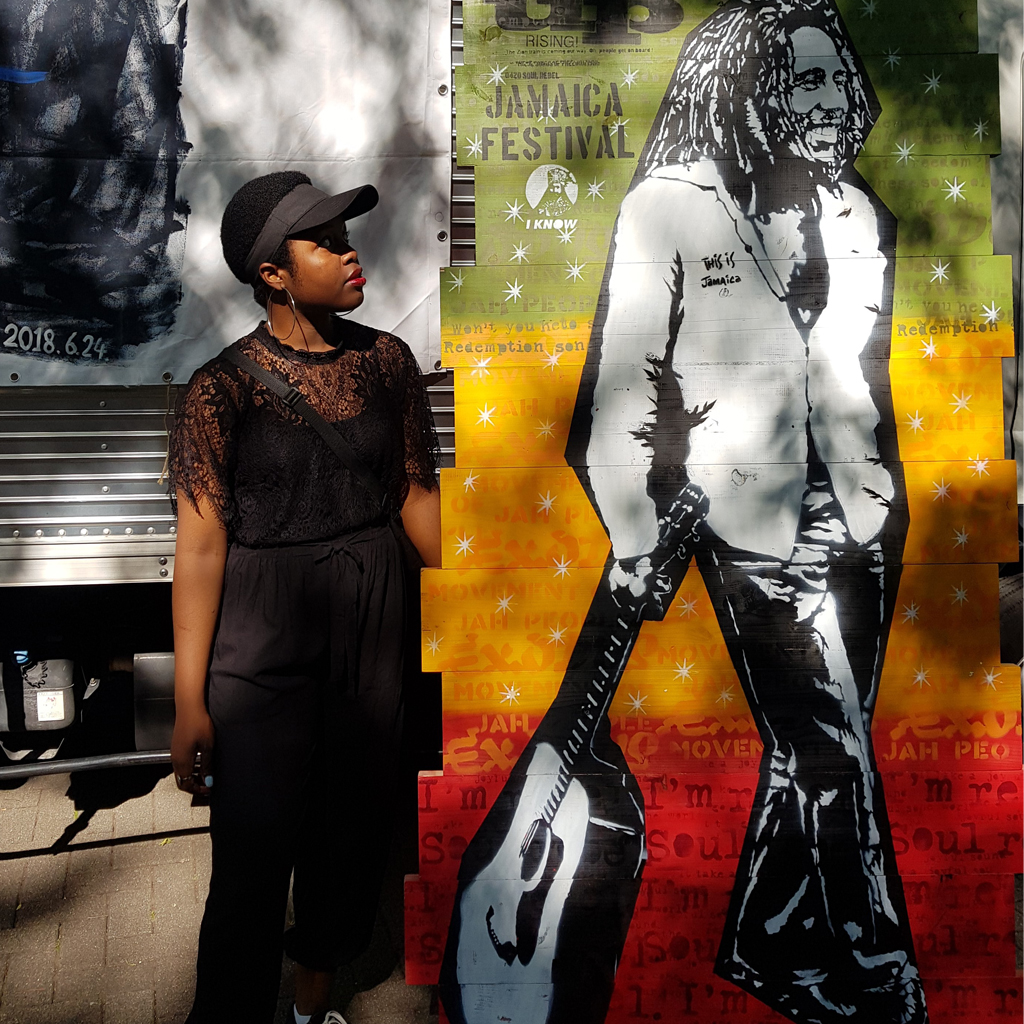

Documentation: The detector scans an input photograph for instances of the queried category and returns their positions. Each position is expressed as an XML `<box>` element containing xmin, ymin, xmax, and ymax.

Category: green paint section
<box><xmin>861</xmin><ymin>54</ymin><xmax>1000</xmax><ymax>156</ymax></box>
<box><xmin>856</xmin><ymin>155</ymin><xmax>993</xmax><ymax>256</ymax></box>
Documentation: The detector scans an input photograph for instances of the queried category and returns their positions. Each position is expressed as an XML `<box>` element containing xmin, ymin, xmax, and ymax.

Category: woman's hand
<box><xmin>171</xmin><ymin>705</ymin><xmax>215</xmax><ymax>795</ymax></box>
<box><xmin>171</xmin><ymin>491</ymin><xmax>227</xmax><ymax>797</ymax></box>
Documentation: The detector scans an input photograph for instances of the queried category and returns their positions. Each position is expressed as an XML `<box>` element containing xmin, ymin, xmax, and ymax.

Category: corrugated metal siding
<box><xmin>0</xmin><ymin>5</ymin><xmax>468</xmax><ymax>588</ymax></box>
<box><xmin>451</xmin><ymin>2</ymin><xmax>476</xmax><ymax>269</ymax></box>
<box><xmin>0</xmin><ymin>381</ymin><xmax>454</xmax><ymax>586</ymax></box>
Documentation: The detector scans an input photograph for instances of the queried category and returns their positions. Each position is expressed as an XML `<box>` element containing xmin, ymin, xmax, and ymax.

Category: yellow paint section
<box><xmin>902</xmin><ymin>460</ymin><xmax>1018</xmax><ymax>563</ymax></box>
<box><xmin>420</xmin><ymin>565</ymin><xmax>603</xmax><ymax>673</ymax></box>
<box><xmin>439</xmin><ymin>466</ymin><xmax>610</xmax><ymax>569</ymax></box>
<box><xmin>453</xmin><ymin>365</ymin><xmax>582</xmax><ymax>467</ymax></box>
<box><xmin>891</xmin><ymin>357</ymin><xmax>1006</xmax><ymax>460</ymax></box>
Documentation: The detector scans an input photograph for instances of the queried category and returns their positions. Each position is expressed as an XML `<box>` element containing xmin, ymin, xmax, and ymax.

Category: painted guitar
<box><xmin>438</xmin><ymin>568</ymin><xmax>649</xmax><ymax>1024</ymax></box>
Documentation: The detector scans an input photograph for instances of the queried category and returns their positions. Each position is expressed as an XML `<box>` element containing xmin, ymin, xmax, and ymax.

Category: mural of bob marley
<box><xmin>442</xmin><ymin>1</ymin><xmax>928</xmax><ymax>1023</ymax></box>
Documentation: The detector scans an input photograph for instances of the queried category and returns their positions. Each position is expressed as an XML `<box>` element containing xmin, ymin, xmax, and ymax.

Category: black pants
<box><xmin>705</xmin><ymin>475</ymin><xmax>925</xmax><ymax>1022</ymax></box>
<box><xmin>187</xmin><ymin>525</ymin><xmax>406</xmax><ymax>1024</ymax></box>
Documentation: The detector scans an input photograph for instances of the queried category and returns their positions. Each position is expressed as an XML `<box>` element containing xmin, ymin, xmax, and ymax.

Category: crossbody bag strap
<box><xmin>220</xmin><ymin>342</ymin><xmax>388</xmax><ymax>510</ymax></box>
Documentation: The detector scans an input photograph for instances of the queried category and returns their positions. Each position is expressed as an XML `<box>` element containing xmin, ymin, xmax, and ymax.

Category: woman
<box><xmin>169</xmin><ymin>170</ymin><xmax>441</xmax><ymax>1024</ymax></box>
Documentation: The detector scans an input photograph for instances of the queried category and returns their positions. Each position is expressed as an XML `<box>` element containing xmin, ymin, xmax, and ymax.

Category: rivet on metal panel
<box><xmin>147</xmin><ymin>527</ymin><xmax>155</xmax><ymax>534</ymax></box>
<box><xmin>159</xmin><ymin>557</ymin><xmax>168</xmax><ymax>566</ymax></box>
<box><xmin>170</xmin><ymin>526</ymin><xmax>177</xmax><ymax>534</ymax></box>
<box><xmin>57</xmin><ymin>529</ymin><xmax>66</xmax><ymax>537</ymax></box>
<box><xmin>80</xmin><ymin>529</ymin><xmax>88</xmax><ymax>536</ymax></box>
<box><xmin>125</xmin><ymin>527</ymin><xmax>133</xmax><ymax>535</ymax></box>
<box><xmin>35</xmin><ymin>530</ymin><xmax>43</xmax><ymax>538</ymax></box>
<box><xmin>100</xmin><ymin>443</ymin><xmax>108</xmax><ymax>451</ymax></box>
<box><xmin>101</xmin><ymin>486</ymin><xmax>110</xmax><ymax>493</ymax></box>
<box><xmin>99</xmin><ymin>401</ymin><xmax>106</xmax><ymax>408</ymax></box>
<box><xmin>103</xmin><ymin>529</ymin><xmax>111</xmax><ymax>536</ymax></box>
<box><xmin>12</xmin><ymin>530</ymin><xmax>20</xmax><ymax>538</ymax></box>
<box><xmin>159</xmin><ymin>568</ymin><xmax>169</xmax><ymax>577</ymax></box>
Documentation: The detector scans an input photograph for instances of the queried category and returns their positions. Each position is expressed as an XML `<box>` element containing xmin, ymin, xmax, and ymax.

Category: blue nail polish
<box><xmin>204</xmin><ymin>775</ymin><xmax>214</xmax><ymax>787</ymax></box>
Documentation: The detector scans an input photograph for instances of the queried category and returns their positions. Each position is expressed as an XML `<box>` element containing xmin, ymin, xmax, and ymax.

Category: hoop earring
<box><xmin>266</xmin><ymin>288</ymin><xmax>299</xmax><ymax>341</ymax></box>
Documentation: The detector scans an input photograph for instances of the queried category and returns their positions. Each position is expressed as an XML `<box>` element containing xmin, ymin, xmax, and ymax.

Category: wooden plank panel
<box><xmin>439</xmin><ymin>462</ymin><xmax>1018</xmax><ymax>567</ymax></box>
<box><xmin>455</xmin><ymin>55</ymin><xmax>1001</xmax><ymax>164</ymax></box>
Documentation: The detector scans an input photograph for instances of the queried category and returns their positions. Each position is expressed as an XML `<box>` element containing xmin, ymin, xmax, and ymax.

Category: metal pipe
<box><xmin>0</xmin><ymin>750</ymin><xmax>170</xmax><ymax>780</ymax></box>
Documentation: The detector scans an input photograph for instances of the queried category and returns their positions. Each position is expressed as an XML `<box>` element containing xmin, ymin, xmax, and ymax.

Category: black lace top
<box><xmin>169</xmin><ymin>320</ymin><xmax>440</xmax><ymax>547</ymax></box>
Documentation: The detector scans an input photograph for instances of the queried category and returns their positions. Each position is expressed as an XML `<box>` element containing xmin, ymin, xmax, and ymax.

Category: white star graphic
<box><xmin>500</xmin><ymin>682</ymin><xmax>521</xmax><ymax>705</ymax></box>
<box><xmin>552</xmin><ymin>555</ymin><xmax>572</xmax><ymax>579</ymax></box>
<box><xmin>860</xmin><ymin>0</ymin><xmax>878</xmax><ymax>16</ymax></box>
<box><xmin>901</xmin><ymin>601</ymin><xmax>920</xmax><ymax>623</ymax></box>
<box><xmin>427</xmin><ymin>632</ymin><xmax>443</xmax><ymax>654</ymax></box>
<box><xmin>923</xmin><ymin>70</ymin><xmax>942</xmax><ymax>94</ymax></box>
<box><xmin>906</xmin><ymin>410</ymin><xmax>925</xmax><ymax>433</ymax></box>
<box><xmin>678</xmin><ymin>595</ymin><xmax>697</xmax><ymax>617</ymax></box>
<box><xmin>912</xmin><ymin>665</ymin><xmax>931</xmax><ymax>689</ymax></box>
<box><xmin>462</xmin><ymin>471</ymin><xmax>479</xmax><ymax>492</ymax></box>
<box><xmin>621</xmin><ymin>65</ymin><xmax>639</xmax><ymax>89</ymax></box>
<box><xmin>536</xmin><ymin>491</ymin><xmax>557</xmax><ymax>514</ymax></box>
<box><xmin>968</xmin><ymin>456</ymin><xmax>990</xmax><ymax>477</ymax></box>
<box><xmin>565</xmin><ymin>259</ymin><xmax>587</xmax><ymax>282</ymax></box>
<box><xmin>943</xmin><ymin>177</ymin><xmax>966</xmax><ymax>202</ymax></box>
<box><xmin>476</xmin><ymin>403</ymin><xmax>496</xmax><ymax>426</ymax></box>
<box><xmin>470</xmin><ymin>356</ymin><xmax>492</xmax><ymax>378</ymax></box>
<box><xmin>929</xmin><ymin>259</ymin><xmax>950</xmax><ymax>283</ymax></box>
<box><xmin>586</xmin><ymin>178</ymin><xmax>606</xmax><ymax>201</ymax></box>
<box><xmin>556</xmin><ymin>225</ymin><xmax>576</xmax><ymax>245</ymax></box>
<box><xmin>543</xmin><ymin>350</ymin><xmax>562</xmax><ymax>370</ymax></box>
<box><xmin>674</xmin><ymin>659</ymin><xmax>694</xmax><ymax>683</ymax></box>
<box><xmin>920</xmin><ymin>337</ymin><xmax>937</xmax><ymax>360</ymax></box>
<box><xmin>510</xmin><ymin>241</ymin><xmax>531</xmax><ymax>264</ymax></box>
<box><xmin>883</xmin><ymin>47</ymin><xmax>902</xmax><ymax>69</ymax></box>
<box><xmin>981</xmin><ymin>302</ymin><xmax>1001</xmax><ymax>324</ymax></box>
<box><xmin>547</xmin><ymin>624</ymin><xmax>567</xmax><ymax>646</ymax></box>
<box><xmin>931</xmin><ymin>478</ymin><xmax>951</xmax><ymax>501</ymax></box>
<box><xmin>455</xmin><ymin>533</ymin><xmax>475</xmax><ymax>557</ymax></box>
<box><xmin>448</xmin><ymin>269</ymin><xmax>465</xmax><ymax>292</ymax></box>
<box><xmin>972</xmin><ymin>118</ymin><xmax>989</xmax><ymax>141</ymax></box>
<box><xmin>953</xmin><ymin>526</ymin><xmax>969</xmax><ymax>549</ymax></box>
<box><xmin>536</xmin><ymin>419</ymin><xmax>556</xmax><ymax>439</ymax></box>
<box><xmin>503</xmin><ymin>278</ymin><xmax>523</xmax><ymax>304</ymax></box>
<box><xmin>611</xmin><ymin>117</ymin><xmax>630</xmax><ymax>132</ymax></box>
<box><xmin>626</xmin><ymin>691</ymin><xmax>647</xmax><ymax>715</ymax></box>
<box><xmin>894</xmin><ymin>139</ymin><xmax>915</xmax><ymax>164</ymax></box>
<box><xmin>715</xmin><ymin>686</ymin><xmax>735</xmax><ymax>707</ymax></box>
<box><xmin>486</xmin><ymin>63</ymin><xmax>508</xmax><ymax>86</ymax></box>
<box><xmin>951</xmin><ymin>583</ymin><xmax>968</xmax><ymax>606</ymax></box>
<box><xmin>495</xmin><ymin>591</ymin><xmax>514</xmax><ymax>615</ymax></box>
<box><xmin>536</xmin><ymin>103</ymin><xmax>558</xmax><ymax>125</ymax></box>
<box><xmin>950</xmin><ymin>390</ymin><xmax>972</xmax><ymax>414</ymax></box>
<box><xmin>504</xmin><ymin>199</ymin><xmax>525</xmax><ymax>223</ymax></box>
<box><xmin>981</xmin><ymin>667</ymin><xmax>1000</xmax><ymax>690</ymax></box>
<box><xmin>465</xmin><ymin>135</ymin><xmax>483</xmax><ymax>158</ymax></box>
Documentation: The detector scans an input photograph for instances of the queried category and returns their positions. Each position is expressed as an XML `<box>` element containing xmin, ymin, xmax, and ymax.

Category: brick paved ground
<box><xmin>0</xmin><ymin>770</ymin><xmax>435</xmax><ymax>1024</ymax></box>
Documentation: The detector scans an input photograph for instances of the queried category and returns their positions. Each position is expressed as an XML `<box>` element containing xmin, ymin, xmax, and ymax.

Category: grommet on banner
<box><xmin>437</xmin><ymin>230</ymin><xmax>448</xmax><ymax>241</ymax></box>
<box><xmin>438</xmin><ymin>83</ymin><xmax>449</xmax><ymax>95</ymax></box>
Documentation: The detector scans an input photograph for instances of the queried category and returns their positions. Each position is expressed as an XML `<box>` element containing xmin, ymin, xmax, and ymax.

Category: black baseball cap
<box><xmin>243</xmin><ymin>181</ymin><xmax>378</xmax><ymax>283</ymax></box>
